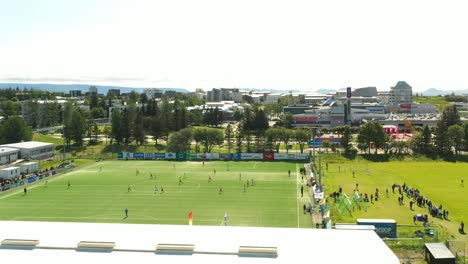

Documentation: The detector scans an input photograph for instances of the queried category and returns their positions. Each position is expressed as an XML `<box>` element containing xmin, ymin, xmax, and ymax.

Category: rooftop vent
<box><xmin>77</xmin><ymin>241</ymin><xmax>116</xmax><ymax>250</ymax></box>
<box><xmin>1</xmin><ymin>239</ymin><xmax>39</xmax><ymax>247</ymax></box>
<box><xmin>156</xmin><ymin>244</ymin><xmax>194</xmax><ymax>254</ymax></box>
<box><xmin>239</xmin><ymin>246</ymin><xmax>278</xmax><ymax>258</ymax></box>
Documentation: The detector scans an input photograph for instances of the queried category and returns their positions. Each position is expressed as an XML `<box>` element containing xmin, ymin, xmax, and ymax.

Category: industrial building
<box><xmin>0</xmin><ymin>167</ymin><xmax>20</xmax><ymax>180</ymax></box>
<box><xmin>1</xmin><ymin>141</ymin><xmax>55</xmax><ymax>160</ymax></box>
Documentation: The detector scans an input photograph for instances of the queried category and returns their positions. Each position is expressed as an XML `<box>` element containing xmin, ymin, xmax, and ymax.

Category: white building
<box><xmin>1</xmin><ymin>141</ymin><xmax>55</xmax><ymax>160</ymax></box>
<box><xmin>20</xmin><ymin>161</ymin><xmax>39</xmax><ymax>174</ymax></box>
<box><xmin>0</xmin><ymin>167</ymin><xmax>20</xmax><ymax>180</ymax></box>
<box><xmin>0</xmin><ymin>221</ymin><xmax>400</xmax><ymax>264</ymax></box>
<box><xmin>0</xmin><ymin>147</ymin><xmax>19</xmax><ymax>165</ymax></box>
<box><xmin>264</xmin><ymin>93</ymin><xmax>283</xmax><ymax>105</ymax></box>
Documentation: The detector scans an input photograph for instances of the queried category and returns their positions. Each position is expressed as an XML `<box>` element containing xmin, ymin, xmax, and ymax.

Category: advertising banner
<box><xmin>230</xmin><ymin>153</ymin><xmax>241</xmax><ymax>160</ymax></box>
<box><xmin>176</xmin><ymin>153</ymin><xmax>187</xmax><ymax>160</ymax></box>
<box><xmin>209</xmin><ymin>153</ymin><xmax>220</xmax><ymax>160</ymax></box>
<box><xmin>154</xmin><ymin>153</ymin><xmax>165</xmax><ymax>159</ymax></box>
<box><xmin>274</xmin><ymin>153</ymin><xmax>288</xmax><ymax>160</ymax></box>
<box><xmin>219</xmin><ymin>153</ymin><xmax>230</xmax><ymax>160</ymax></box>
<box><xmin>165</xmin><ymin>153</ymin><xmax>176</xmax><ymax>159</ymax></box>
<box><xmin>117</xmin><ymin>153</ymin><xmax>124</xmax><ymax>159</ymax></box>
<box><xmin>133</xmin><ymin>153</ymin><xmax>144</xmax><ymax>159</ymax></box>
<box><xmin>295</xmin><ymin>154</ymin><xmax>309</xmax><ymax>160</ymax></box>
<box><xmin>188</xmin><ymin>153</ymin><xmax>198</xmax><ymax>160</ymax></box>
<box><xmin>240</xmin><ymin>153</ymin><xmax>263</xmax><ymax>160</ymax></box>
<box><xmin>287</xmin><ymin>154</ymin><xmax>296</xmax><ymax>160</ymax></box>
<box><xmin>124</xmin><ymin>152</ymin><xmax>134</xmax><ymax>159</ymax></box>
<box><xmin>263</xmin><ymin>153</ymin><xmax>274</xmax><ymax>160</ymax></box>
<box><xmin>144</xmin><ymin>153</ymin><xmax>154</xmax><ymax>160</ymax></box>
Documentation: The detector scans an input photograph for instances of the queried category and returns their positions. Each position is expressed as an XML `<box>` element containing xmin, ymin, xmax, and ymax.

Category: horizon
<box><xmin>1</xmin><ymin>0</ymin><xmax>468</xmax><ymax>92</ymax></box>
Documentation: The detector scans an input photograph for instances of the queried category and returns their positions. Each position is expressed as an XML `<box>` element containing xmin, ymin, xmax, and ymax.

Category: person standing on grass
<box><xmin>125</xmin><ymin>208</ymin><xmax>128</xmax><ymax>218</ymax></box>
<box><xmin>461</xmin><ymin>179</ymin><xmax>464</xmax><ymax>187</ymax></box>
<box><xmin>127</xmin><ymin>185</ymin><xmax>132</xmax><ymax>192</ymax></box>
<box><xmin>301</xmin><ymin>185</ymin><xmax>304</xmax><ymax>197</ymax></box>
<box><xmin>288</xmin><ymin>170</ymin><xmax>291</xmax><ymax>177</ymax></box>
<box><xmin>224</xmin><ymin>212</ymin><xmax>229</xmax><ymax>226</ymax></box>
<box><xmin>24</xmin><ymin>187</ymin><xmax>27</xmax><ymax>195</ymax></box>
<box><xmin>160</xmin><ymin>186</ymin><xmax>164</xmax><ymax>194</ymax></box>
<box><xmin>219</xmin><ymin>186</ymin><xmax>223</xmax><ymax>195</ymax></box>
<box><xmin>208</xmin><ymin>175</ymin><xmax>212</xmax><ymax>182</ymax></box>
<box><xmin>67</xmin><ymin>181</ymin><xmax>71</xmax><ymax>190</ymax></box>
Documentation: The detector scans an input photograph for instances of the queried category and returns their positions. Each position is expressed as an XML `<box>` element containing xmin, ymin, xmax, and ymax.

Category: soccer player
<box><xmin>223</xmin><ymin>212</ymin><xmax>228</xmax><ymax>226</ymax></box>
<box><xmin>219</xmin><ymin>186</ymin><xmax>223</xmax><ymax>195</ymax></box>
<box><xmin>125</xmin><ymin>208</ymin><xmax>128</xmax><ymax>218</ymax></box>
<box><xmin>301</xmin><ymin>185</ymin><xmax>304</xmax><ymax>197</ymax></box>
<box><xmin>461</xmin><ymin>179</ymin><xmax>464</xmax><ymax>187</ymax></box>
<box><xmin>208</xmin><ymin>175</ymin><xmax>212</xmax><ymax>182</ymax></box>
<box><xmin>214</xmin><ymin>169</ymin><xmax>216</xmax><ymax>175</ymax></box>
<box><xmin>288</xmin><ymin>170</ymin><xmax>291</xmax><ymax>177</ymax></box>
<box><xmin>136</xmin><ymin>169</ymin><xmax>139</xmax><ymax>176</ymax></box>
<box><xmin>154</xmin><ymin>185</ymin><xmax>158</xmax><ymax>194</ymax></box>
<box><xmin>24</xmin><ymin>187</ymin><xmax>27</xmax><ymax>195</ymax></box>
<box><xmin>353</xmin><ymin>171</ymin><xmax>355</xmax><ymax>178</ymax></box>
<box><xmin>160</xmin><ymin>186</ymin><xmax>164</xmax><ymax>194</ymax></box>
<box><xmin>67</xmin><ymin>181</ymin><xmax>71</xmax><ymax>190</ymax></box>
<box><xmin>179</xmin><ymin>177</ymin><xmax>183</xmax><ymax>185</ymax></box>
<box><xmin>127</xmin><ymin>185</ymin><xmax>132</xmax><ymax>192</ymax></box>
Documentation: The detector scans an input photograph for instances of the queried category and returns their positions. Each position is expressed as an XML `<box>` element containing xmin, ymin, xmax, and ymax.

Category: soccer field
<box><xmin>0</xmin><ymin>161</ymin><xmax>312</xmax><ymax>228</ymax></box>
<box><xmin>322</xmin><ymin>159</ymin><xmax>468</xmax><ymax>241</ymax></box>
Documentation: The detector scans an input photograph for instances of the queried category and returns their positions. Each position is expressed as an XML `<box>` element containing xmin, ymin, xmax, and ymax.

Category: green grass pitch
<box><xmin>322</xmin><ymin>159</ymin><xmax>467</xmax><ymax>241</ymax></box>
<box><xmin>0</xmin><ymin>161</ymin><xmax>313</xmax><ymax>228</ymax></box>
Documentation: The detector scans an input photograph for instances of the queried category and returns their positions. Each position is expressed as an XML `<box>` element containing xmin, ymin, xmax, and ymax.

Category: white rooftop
<box><xmin>0</xmin><ymin>221</ymin><xmax>399</xmax><ymax>264</ymax></box>
<box><xmin>1</xmin><ymin>141</ymin><xmax>54</xmax><ymax>149</ymax></box>
<box><xmin>0</xmin><ymin>166</ymin><xmax>20</xmax><ymax>171</ymax></box>
<box><xmin>0</xmin><ymin>147</ymin><xmax>19</xmax><ymax>153</ymax></box>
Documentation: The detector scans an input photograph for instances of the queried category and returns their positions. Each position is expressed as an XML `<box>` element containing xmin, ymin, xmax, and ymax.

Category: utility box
<box><xmin>424</xmin><ymin>243</ymin><xmax>455</xmax><ymax>264</ymax></box>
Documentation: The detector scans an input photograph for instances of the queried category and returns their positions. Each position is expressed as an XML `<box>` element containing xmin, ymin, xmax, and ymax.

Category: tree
<box><xmin>225</xmin><ymin>124</ymin><xmax>233</xmax><ymax>154</ymax></box>
<box><xmin>134</xmin><ymin>111</ymin><xmax>145</xmax><ymax>145</ymax></box>
<box><xmin>281</xmin><ymin>112</ymin><xmax>294</xmax><ymax>128</ymax></box>
<box><xmin>0</xmin><ymin>116</ymin><xmax>32</xmax><ymax>144</ymax></box>
<box><xmin>464</xmin><ymin>122</ymin><xmax>468</xmax><ymax>150</ymax></box>
<box><xmin>294</xmin><ymin>129</ymin><xmax>310</xmax><ymax>154</ymax></box>
<box><xmin>447</xmin><ymin>124</ymin><xmax>464</xmax><ymax>155</ymax></box>
<box><xmin>91</xmin><ymin>107</ymin><xmax>106</xmax><ymax>119</ymax></box>
<box><xmin>341</xmin><ymin>126</ymin><xmax>352</xmax><ymax>154</ymax></box>
<box><xmin>281</xmin><ymin>128</ymin><xmax>293</xmax><ymax>153</ymax></box>
<box><xmin>422</xmin><ymin>126</ymin><xmax>432</xmax><ymax>154</ymax></box>
<box><xmin>111</xmin><ymin>108</ymin><xmax>123</xmax><ymax>144</ymax></box>
<box><xmin>90</xmin><ymin>91</ymin><xmax>99</xmax><ymax>109</ymax></box>
<box><xmin>167</xmin><ymin>128</ymin><xmax>193</xmax><ymax>153</ymax></box>
<box><xmin>203</xmin><ymin>128</ymin><xmax>224</xmax><ymax>153</ymax></box>
<box><xmin>150</xmin><ymin>116</ymin><xmax>165</xmax><ymax>146</ymax></box>
<box><xmin>357</xmin><ymin>122</ymin><xmax>374</xmax><ymax>155</ymax></box>
<box><xmin>1</xmin><ymin>100</ymin><xmax>19</xmax><ymax>118</ymax></box>
<box><xmin>71</xmin><ymin>109</ymin><xmax>86</xmax><ymax>145</ymax></box>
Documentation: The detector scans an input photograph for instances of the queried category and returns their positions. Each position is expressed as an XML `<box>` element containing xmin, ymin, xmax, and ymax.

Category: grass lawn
<box><xmin>322</xmin><ymin>158</ymin><xmax>468</xmax><ymax>242</ymax></box>
<box><xmin>0</xmin><ymin>161</ymin><xmax>312</xmax><ymax>228</ymax></box>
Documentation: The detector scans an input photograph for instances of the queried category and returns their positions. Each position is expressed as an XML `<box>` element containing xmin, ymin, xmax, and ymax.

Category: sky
<box><xmin>1</xmin><ymin>0</ymin><xmax>468</xmax><ymax>92</ymax></box>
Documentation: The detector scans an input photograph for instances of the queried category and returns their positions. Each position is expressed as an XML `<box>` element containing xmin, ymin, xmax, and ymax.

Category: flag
<box><xmin>188</xmin><ymin>211</ymin><xmax>193</xmax><ymax>225</ymax></box>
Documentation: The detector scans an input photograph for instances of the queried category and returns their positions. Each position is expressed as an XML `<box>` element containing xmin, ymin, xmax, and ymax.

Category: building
<box><xmin>1</xmin><ymin>141</ymin><xmax>55</xmax><ymax>160</ymax></box>
<box><xmin>0</xmin><ymin>147</ymin><xmax>19</xmax><ymax>165</ymax></box>
<box><xmin>19</xmin><ymin>161</ymin><xmax>39</xmax><ymax>174</ymax></box>
<box><xmin>0</xmin><ymin>221</ymin><xmax>400</xmax><ymax>264</ymax></box>
<box><xmin>187</xmin><ymin>101</ymin><xmax>247</xmax><ymax>120</ymax></box>
<box><xmin>89</xmin><ymin>86</ymin><xmax>98</xmax><ymax>95</ymax></box>
<box><xmin>0</xmin><ymin>167</ymin><xmax>20</xmax><ymax>180</ymax></box>
<box><xmin>424</xmin><ymin>243</ymin><xmax>455</xmax><ymax>264</ymax></box>
<box><xmin>352</xmin><ymin>87</ymin><xmax>378</xmax><ymax>97</ymax></box>
<box><xmin>264</xmin><ymin>93</ymin><xmax>282</xmax><ymax>105</ymax></box>
<box><xmin>107</xmin><ymin>89</ymin><xmax>121</xmax><ymax>97</ymax></box>
<box><xmin>389</xmin><ymin>81</ymin><xmax>413</xmax><ymax>105</ymax></box>
<box><xmin>144</xmin><ymin>88</ymin><xmax>164</xmax><ymax>99</ymax></box>
<box><xmin>69</xmin><ymin>90</ymin><xmax>82</xmax><ymax>97</ymax></box>
<box><xmin>207</xmin><ymin>88</ymin><xmax>242</xmax><ymax>103</ymax></box>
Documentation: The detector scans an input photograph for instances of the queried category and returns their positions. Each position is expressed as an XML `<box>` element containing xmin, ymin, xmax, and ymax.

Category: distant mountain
<box><xmin>316</xmin><ymin>89</ymin><xmax>337</xmax><ymax>94</ymax></box>
<box><xmin>422</xmin><ymin>88</ymin><xmax>468</xmax><ymax>96</ymax></box>
<box><xmin>0</xmin><ymin>83</ymin><xmax>189</xmax><ymax>94</ymax></box>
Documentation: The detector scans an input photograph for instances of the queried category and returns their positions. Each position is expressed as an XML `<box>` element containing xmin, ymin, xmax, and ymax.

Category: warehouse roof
<box><xmin>1</xmin><ymin>141</ymin><xmax>54</xmax><ymax>149</ymax></box>
<box><xmin>0</xmin><ymin>221</ymin><xmax>399</xmax><ymax>264</ymax></box>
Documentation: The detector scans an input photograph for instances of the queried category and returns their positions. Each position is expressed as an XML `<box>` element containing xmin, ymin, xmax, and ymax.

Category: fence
<box><xmin>446</xmin><ymin>240</ymin><xmax>466</xmax><ymax>264</ymax></box>
<box><xmin>116</xmin><ymin>152</ymin><xmax>310</xmax><ymax>161</ymax></box>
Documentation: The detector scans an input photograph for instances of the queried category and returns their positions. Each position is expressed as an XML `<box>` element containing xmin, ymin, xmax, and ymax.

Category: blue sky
<box><xmin>1</xmin><ymin>0</ymin><xmax>468</xmax><ymax>92</ymax></box>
